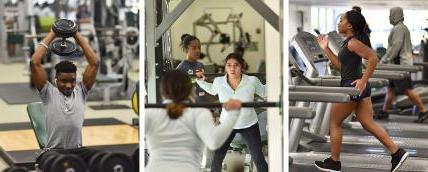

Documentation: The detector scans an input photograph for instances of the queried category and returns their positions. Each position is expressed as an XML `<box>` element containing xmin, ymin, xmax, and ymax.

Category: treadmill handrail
<box><xmin>376</xmin><ymin>64</ymin><xmax>422</xmax><ymax>72</ymax></box>
<box><xmin>289</xmin><ymin>106</ymin><xmax>315</xmax><ymax>119</ymax></box>
<box><xmin>289</xmin><ymin>85</ymin><xmax>360</xmax><ymax>95</ymax></box>
<box><xmin>305</xmin><ymin>76</ymin><xmax>388</xmax><ymax>87</ymax></box>
<box><xmin>370</xmin><ymin>70</ymin><xmax>408</xmax><ymax>80</ymax></box>
<box><xmin>413</xmin><ymin>62</ymin><xmax>428</xmax><ymax>67</ymax></box>
<box><xmin>289</xmin><ymin>91</ymin><xmax>350</xmax><ymax>103</ymax></box>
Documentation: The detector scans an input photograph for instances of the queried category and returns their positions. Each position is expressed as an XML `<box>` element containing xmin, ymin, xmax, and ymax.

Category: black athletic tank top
<box><xmin>337</xmin><ymin>34</ymin><xmax>371</xmax><ymax>80</ymax></box>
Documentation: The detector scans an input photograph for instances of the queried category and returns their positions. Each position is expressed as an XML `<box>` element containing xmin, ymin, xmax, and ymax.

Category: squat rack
<box><xmin>144</xmin><ymin>0</ymin><xmax>282</xmax><ymax>171</ymax></box>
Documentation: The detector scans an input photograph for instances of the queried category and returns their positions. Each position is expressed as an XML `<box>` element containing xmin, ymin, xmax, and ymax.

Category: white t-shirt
<box><xmin>145</xmin><ymin>104</ymin><xmax>239</xmax><ymax>172</ymax></box>
<box><xmin>196</xmin><ymin>74</ymin><xmax>266</xmax><ymax>129</ymax></box>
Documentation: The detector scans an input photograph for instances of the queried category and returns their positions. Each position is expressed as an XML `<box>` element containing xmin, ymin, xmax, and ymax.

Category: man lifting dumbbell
<box><xmin>31</xmin><ymin>20</ymin><xmax>135</xmax><ymax>172</ymax></box>
<box><xmin>30</xmin><ymin>19</ymin><xmax>99</xmax><ymax>169</ymax></box>
<box><xmin>31</xmin><ymin>21</ymin><xmax>98</xmax><ymax>149</ymax></box>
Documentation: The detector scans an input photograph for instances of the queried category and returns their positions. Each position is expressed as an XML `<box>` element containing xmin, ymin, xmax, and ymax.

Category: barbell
<box><xmin>145</xmin><ymin>102</ymin><xmax>280</xmax><ymax>108</ymax></box>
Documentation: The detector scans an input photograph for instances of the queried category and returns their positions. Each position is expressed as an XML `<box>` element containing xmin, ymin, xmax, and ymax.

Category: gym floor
<box><xmin>0</xmin><ymin>61</ymin><xmax>139</xmax><ymax>170</ymax></box>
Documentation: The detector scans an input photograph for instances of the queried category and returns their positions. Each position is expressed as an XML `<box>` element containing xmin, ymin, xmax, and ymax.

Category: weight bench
<box><xmin>26</xmin><ymin>102</ymin><xmax>47</xmax><ymax>149</ymax></box>
<box><xmin>26</xmin><ymin>102</ymin><xmax>47</xmax><ymax>171</ymax></box>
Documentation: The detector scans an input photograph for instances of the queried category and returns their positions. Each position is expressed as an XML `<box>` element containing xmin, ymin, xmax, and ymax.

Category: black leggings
<box><xmin>211</xmin><ymin>123</ymin><xmax>268</xmax><ymax>172</ymax></box>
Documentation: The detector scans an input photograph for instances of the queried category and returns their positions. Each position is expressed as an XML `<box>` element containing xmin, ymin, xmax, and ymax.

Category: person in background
<box><xmin>377</xmin><ymin>7</ymin><xmax>428</xmax><ymax>123</ymax></box>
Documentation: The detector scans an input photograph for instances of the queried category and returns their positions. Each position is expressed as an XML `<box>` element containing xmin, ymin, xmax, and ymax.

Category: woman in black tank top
<box><xmin>314</xmin><ymin>11</ymin><xmax>408</xmax><ymax>172</ymax></box>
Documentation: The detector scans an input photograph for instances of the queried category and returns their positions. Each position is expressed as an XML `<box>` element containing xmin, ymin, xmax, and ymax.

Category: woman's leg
<box><xmin>240</xmin><ymin>123</ymin><xmax>268</xmax><ymax>172</ymax></box>
<box><xmin>355</xmin><ymin>97</ymin><xmax>399</xmax><ymax>153</ymax></box>
<box><xmin>330</xmin><ymin>102</ymin><xmax>357</xmax><ymax>161</ymax></box>
<box><xmin>211</xmin><ymin>131</ymin><xmax>237</xmax><ymax>172</ymax></box>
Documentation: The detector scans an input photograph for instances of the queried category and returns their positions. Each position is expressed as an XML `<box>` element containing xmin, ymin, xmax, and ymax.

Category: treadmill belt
<box><xmin>307</xmin><ymin>142</ymin><xmax>428</xmax><ymax>158</ymax></box>
<box><xmin>343</xmin><ymin>126</ymin><xmax>428</xmax><ymax>139</ymax></box>
<box><xmin>290</xmin><ymin>163</ymin><xmax>387</xmax><ymax>172</ymax></box>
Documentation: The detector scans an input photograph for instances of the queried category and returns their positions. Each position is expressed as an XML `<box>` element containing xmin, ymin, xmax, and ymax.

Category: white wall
<box><xmin>288</xmin><ymin>4</ymin><xmax>311</xmax><ymax>39</ymax></box>
<box><xmin>169</xmin><ymin>0</ymin><xmax>265</xmax><ymax>72</ymax></box>
<box><xmin>289</xmin><ymin>4</ymin><xmax>428</xmax><ymax>48</ymax></box>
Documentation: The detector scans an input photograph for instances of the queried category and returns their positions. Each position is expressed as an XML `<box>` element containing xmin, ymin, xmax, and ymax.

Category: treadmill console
<box><xmin>298</xmin><ymin>32</ymin><xmax>327</xmax><ymax>63</ymax></box>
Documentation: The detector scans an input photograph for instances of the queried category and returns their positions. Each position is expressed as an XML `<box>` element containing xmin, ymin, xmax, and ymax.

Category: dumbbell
<box><xmin>39</xmin><ymin>151</ymin><xmax>87</xmax><ymax>172</ymax></box>
<box><xmin>3</xmin><ymin>166</ymin><xmax>28</xmax><ymax>172</ymax></box>
<box><xmin>50</xmin><ymin>19</ymin><xmax>80</xmax><ymax>57</ymax></box>
<box><xmin>89</xmin><ymin>151</ymin><xmax>134</xmax><ymax>172</ymax></box>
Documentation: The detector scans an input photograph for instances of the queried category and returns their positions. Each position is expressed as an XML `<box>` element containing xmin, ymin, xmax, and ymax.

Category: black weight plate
<box><xmin>43</xmin><ymin>155</ymin><xmax>59</xmax><ymax>172</ymax></box>
<box><xmin>50</xmin><ymin>39</ymin><xmax>77</xmax><ymax>56</ymax></box>
<box><xmin>40</xmin><ymin>151</ymin><xmax>61</xmax><ymax>172</ymax></box>
<box><xmin>50</xmin><ymin>154</ymin><xmax>87</xmax><ymax>172</ymax></box>
<box><xmin>89</xmin><ymin>152</ymin><xmax>108</xmax><ymax>172</ymax></box>
<box><xmin>80</xmin><ymin>148</ymin><xmax>102</xmax><ymax>163</ymax></box>
<box><xmin>132</xmin><ymin>148</ymin><xmax>138</xmax><ymax>172</ymax></box>
<box><xmin>53</xmin><ymin>19</ymin><xmax>78</xmax><ymax>38</ymax></box>
<box><xmin>98</xmin><ymin>152</ymin><xmax>134</xmax><ymax>172</ymax></box>
<box><xmin>3</xmin><ymin>166</ymin><xmax>28</xmax><ymax>172</ymax></box>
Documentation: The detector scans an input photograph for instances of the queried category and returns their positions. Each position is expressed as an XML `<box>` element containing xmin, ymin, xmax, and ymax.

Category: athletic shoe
<box><xmin>414</xmin><ymin>111</ymin><xmax>428</xmax><ymax>123</ymax></box>
<box><xmin>314</xmin><ymin>157</ymin><xmax>341</xmax><ymax>172</ymax></box>
<box><xmin>391</xmin><ymin>148</ymin><xmax>409</xmax><ymax>172</ymax></box>
<box><xmin>374</xmin><ymin>110</ymin><xmax>389</xmax><ymax>120</ymax></box>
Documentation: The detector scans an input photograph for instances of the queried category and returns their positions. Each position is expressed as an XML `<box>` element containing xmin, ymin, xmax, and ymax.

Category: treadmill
<box><xmin>289</xmin><ymin>31</ymin><xmax>428</xmax><ymax>171</ymax></box>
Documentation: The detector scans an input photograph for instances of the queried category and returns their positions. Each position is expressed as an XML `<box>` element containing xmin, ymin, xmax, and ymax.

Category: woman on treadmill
<box><xmin>314</xmin><ymin>10</ymin><xmax>408</xmax><ymax>172</ymax></box>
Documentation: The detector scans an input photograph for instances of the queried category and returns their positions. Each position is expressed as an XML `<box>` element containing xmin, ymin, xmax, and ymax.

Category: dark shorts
<box><xmin>7</xmin><ymin>33</ymin><xmax>24</xmax><ymax>44</ymax></box>
<box><xmin>389</xmin><ymin>76</ymin><xmax>413</xmax><ymax>94</ymax></box>
<box><xmin>341</xmin><ymin>79</ymin><xmax>372</xmax><ymax>102</ymax></box>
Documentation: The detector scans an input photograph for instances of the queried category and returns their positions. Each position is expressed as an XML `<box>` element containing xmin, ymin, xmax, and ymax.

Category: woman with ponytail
<box><xmin>314</xmin><ymin>10</ymin><xmax>408</xmax><ymax>172</ymax></box>
<box><xmin>145</xmin><ymin>70</ymin><xmax>242</xmax><ymax>172</ymax></box>
<box><xmin>176</xmin><ymin>34</ymin><xmax>208</xmax><ymax>103</ymax></box>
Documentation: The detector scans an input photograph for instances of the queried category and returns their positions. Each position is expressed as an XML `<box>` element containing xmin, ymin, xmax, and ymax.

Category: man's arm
<box><xmin>30</xmin><ymin>31</ymin><xmax>56</xmax><ymax>91</ymax></box>
<box><xmin>380</xmin><ymin>28</ymin><xmax>404</xmax><ymax>63</ymax></box>
<box><xmin>74</xmin><ymin>32</ymin><xmax>99</xmax><ymax>90</ymax></box>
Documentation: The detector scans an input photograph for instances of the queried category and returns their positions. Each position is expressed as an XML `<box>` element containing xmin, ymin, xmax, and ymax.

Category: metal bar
<box><xmin>0</xmin><ymin>1</ymin><xmax>8</xmax><ymax>63</ymax></box>
<box><xmin>244</xmin><ymin>0</ymin><xmax>279</xmax><ymax>31</ymax></box>
<box><xmin>155</xmin><ymin>0</ymin><xmax>164</xmax><ymax>102</ymax></box>
<box><xmin>189</xmin><ymin>72</ymin><xmax>266</xmax><ymax>77</ymax></box>
<box><xmin>155</xmin><ymin>0</ymin><xmax>195</xmax><ymax>41</ymax></box>
<box><xmin>145</xmin><ymin>0</ymin><xmax>157</xmax><ymax>103</ymax></box>
<box><xmin>145</xmin><ymin>102</ymin><xmax>280</xmax><ymax>108</ymax></box>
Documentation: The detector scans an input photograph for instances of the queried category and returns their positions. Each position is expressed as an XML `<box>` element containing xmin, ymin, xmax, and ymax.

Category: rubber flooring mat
<box><xmin>89</xmin><ymin>104</ymin><xmax>131</xmax><ymax>110</ymax></box>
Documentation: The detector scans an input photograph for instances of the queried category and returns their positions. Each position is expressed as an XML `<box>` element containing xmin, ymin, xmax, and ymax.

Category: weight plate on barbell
<box><xmin>131</xmin><ymin>90</ymin><xmax>139</xmax><ymax>115</ymax></box>
<box><xmin>89</xmin><ymin>152</ymin><xmax>108</xmax><ymax>172</ymax></box>
<box><xmin>132</xmin><ymin>148</ymin><xmax>139</xmax><ymax>172</ymax></box>
<box><xmin>98</xmin><ymin>152</ymin><xmax>134</xmax><ymax>172</ymax></box>
<box><xmin>40</xmin><ymin>151</ymin><xmax>61</xmax><ymax>172</ymax></box>
<box><xmin>50</xmin><ymin>154</ymin><xmax>87</xmax><ymax>172</ymax></box>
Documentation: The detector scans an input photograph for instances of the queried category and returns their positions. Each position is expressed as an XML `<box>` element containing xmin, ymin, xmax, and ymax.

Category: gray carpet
<box><xmin>0</xmin><ymin>83</ymin><xmax>41</xmax><ymax>104</ymax></box>
<box><xmin>0</xmin><ymin>81</ymin><xmax>137</xmax><ymax>105</ymax></box>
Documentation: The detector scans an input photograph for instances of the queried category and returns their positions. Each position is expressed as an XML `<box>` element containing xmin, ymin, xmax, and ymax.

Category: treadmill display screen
<box><xmin>289</xmin><ymin>46</ymin><xmax>307</xmax><ymax>72</ymax></box>
<box><xmin>303</xmin><ymin>37</ymin><xmax>322</xmax><ymax>52</ymax></box>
